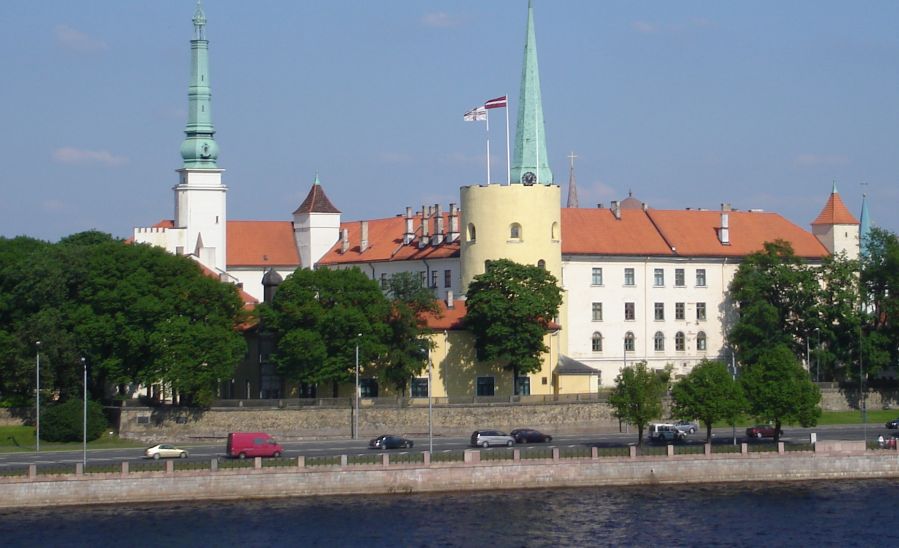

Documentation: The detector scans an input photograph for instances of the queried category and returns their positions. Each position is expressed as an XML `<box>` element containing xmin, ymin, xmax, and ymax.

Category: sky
<box><xmin>2</xmin><ymin>1</ymin><xmax>898</xmax><ymax>242</ymax></box>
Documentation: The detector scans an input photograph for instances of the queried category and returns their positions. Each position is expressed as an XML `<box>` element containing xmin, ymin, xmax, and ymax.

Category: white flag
<box><xmin>463</xmin><ymin>106</ymin><xmax>487</xmax><ymax>122</ymax></box>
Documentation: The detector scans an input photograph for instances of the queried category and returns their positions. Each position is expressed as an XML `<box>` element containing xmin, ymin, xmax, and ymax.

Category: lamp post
<box><xmin>427</xmin><ymin>346</ymin><xmax>433</xmax><ymax>454</ymax></box>
<box><xmin>816</xmin><ymin>328</ymin><xmax>820</xmax><ymax>383</ymax></box>
<box><xmin>35</xmin><ymin>341</ymin><xmax>41</xmax><ymax>452</ymax></box>
<box><xmin>731</xmin><ymin>348</ymin><xmax>737</xmax><ymax>446</ymax></box>
<box><xmin>82</xmin><ymin>357</ymin><xmax>87</xmax><ymax>466</ymax></box>
<box><xmin>353</xmin><ymin>334</ymin><xmax>361</xmax><ymax>441</ymax></box>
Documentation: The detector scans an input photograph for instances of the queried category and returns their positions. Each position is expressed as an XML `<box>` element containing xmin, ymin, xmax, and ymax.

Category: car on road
<box><xmin>885</xmin><ymin>417</ymin><xmax>899</xmax><ymax>429</ymax></box>
<box><xmin>878</xmin><ymin>433</ymin><xmax>899</xmax><ymax>449</ymax></box>
<box><xmin>746</xmin><ymin>425</ymin><xmax>782</xmax><ymax>439</ymax></box>
<box><xmin>226</xmin><ymin>432</ymin><xmax>284</xmax><ymax>459</ymax></box>
<box><xmin>510</xmin><ymin>428</ymin><xmax>553</xmax><ymax>444</ymax></box>
<box><xmin>648</xmin><ymin>423</ymin><xmax>686</xmax><ymax>443</ymax></box>
<box><xmin>470</xmin><ymin>430</ymin><xmax>515</xmax><ymax>448</ymax></box>
<box><xmin>368</xmin><ymin>435</ymin><xmax>414</xmax><ymax>450</ymax></box>
<box><xmin>674</xmin><ymin>421</ymin><xmax>699</xmax><ymax>435</ymax></box>
<box><xmin>144</xmin><ymin>444</ymin><xmax>188</xmax><ymax>459</ymax></box>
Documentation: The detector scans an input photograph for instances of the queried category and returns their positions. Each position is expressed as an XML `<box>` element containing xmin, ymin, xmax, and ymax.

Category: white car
<box><xmin>144</xmin><ymin>443</ymin><xmax>189</xmax><ymax>459</ymax></box>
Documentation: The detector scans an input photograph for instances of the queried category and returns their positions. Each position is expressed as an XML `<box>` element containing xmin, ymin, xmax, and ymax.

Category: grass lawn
<box><xmin>708</xmin><ymin>409</ymin><xmax>898</xmax><ymax>429</ymax></box>
<box><xmin>0</xmin><ymin>425</ymin><xmax>143</xmax><ymax>453</ymax></box>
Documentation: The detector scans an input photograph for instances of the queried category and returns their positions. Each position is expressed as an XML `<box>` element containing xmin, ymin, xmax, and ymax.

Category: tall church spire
<box><xmin>180</xmin><ymin>1</ymin><xmax>219</xmax><ymax>168</ymax></box>
<box><xmin>859</xmin><ymin>192</ymin><xmax>871</xmax><ymax>257</ymax></box>
<box><xmin>510</xmin><ymin>0</ymin><xmax>553</xmax><ymax>185</ymax></box>
<box><xmin>566</xmin><ymin>151</ymin><xmax>579</xmax><ymax>207</ymax></box>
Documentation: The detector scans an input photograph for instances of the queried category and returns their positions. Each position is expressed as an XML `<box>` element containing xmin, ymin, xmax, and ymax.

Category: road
<box><xmin>0</xmin><ymin>424</ymin><xmax>890</xmax><ymax>470</ymax></box>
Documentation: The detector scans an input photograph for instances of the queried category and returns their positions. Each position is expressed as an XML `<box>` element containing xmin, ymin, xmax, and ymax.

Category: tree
<box><xmin>608</xmin><ymin>361</ymin><xmax>666</xmax><ymax>446</ymax></box>
<box><xmin>262</xmin><ymin>267</ymin><xmax>391</xmax><ymax>396</ymax></box>
<box><xmin>740</xmin><ymin>344</ymin><xmax>822</xmax><ymax>442</ymax></box>
<box><xmin>728</xmin><ymin>240</ymin><xmax>819</xmax><ymax>365</ymax></box>
<box><xmin>815</xmin><ymin>253</ymin><xmax>864</xmax><ymax>381</ymax></box>
<box><xmin>860</xmin><ymin>228</ymin><xmax>899</xmax><ymax>374</ymax></box>
<box><xmin>464</xmin><ymin>259</ymin><xmax>563</xmax><ymax>394</ymax></box>
<box><xmin>671</xmin><ymin>359</ymin><xmax>746</xmax><ymax>443</ymax></box>
<box><xmin>40</xmin><ymin>399</ymin><xmax>108</xmax><ymax>442</ymax></box>
<box><xmin>381</xmin><ymin>272</ymin><xmax>440</xmax><ymax>395</ymax></box>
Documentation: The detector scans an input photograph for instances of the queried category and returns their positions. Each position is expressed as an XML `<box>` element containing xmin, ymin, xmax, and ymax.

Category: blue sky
<box><xmin>2</xmin><ymin>1</ymin><xmax>897</xmax><ymax>242</ymax></box>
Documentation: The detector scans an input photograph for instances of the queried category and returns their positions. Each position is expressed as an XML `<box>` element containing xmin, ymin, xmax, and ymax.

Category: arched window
<box><xmin>624</xmin><ymin>332</ymin><xmax>635</xmax><ymax>352</ymax></box>
<box><xmin>654</xmin><ymin>331</ymin><xmax>665</xmax><ymax>351</ymax></box>
<box><xmin>537</xmin><ymin>259</ymin><xmax>546</xmax><ymax>270</ymax></box>
<box><xmin>697</xmin><ymin>331</ymin><xmax>707</xmax><ymax>351</ymax></box>
<box><xmin>552</xmin><ymin>221</ymin><xmax>560</xmax><ymax>240</ymax></box>
<box><xmin>675</xmin><ymin>331</ymin><xmax>685</xmax><ymax>351</ymax></box>
<box><xmin>510</xmin><ymin>222</ymin><xmax>522</xmax><ymax>240</ymax></box>
<box><xmin>467</xmin><ymin>223</ymin><xmax>477</xmax><ymax>242</ymax></box>
<box><xmin>592</xmin><ymin>332</ymin><xmax>603</xmax><ymax>352</ymax></box>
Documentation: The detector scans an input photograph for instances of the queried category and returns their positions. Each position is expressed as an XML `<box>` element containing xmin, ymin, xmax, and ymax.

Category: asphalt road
<box><xmin>0</xmin><ymin>424</ymin><xmax>892</xmax><ymax>470</ymax></box>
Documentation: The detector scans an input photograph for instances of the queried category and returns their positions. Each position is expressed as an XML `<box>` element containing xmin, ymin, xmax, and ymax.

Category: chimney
<box><xmin>448</xmin><ymin>203</ymin><xmax>460</xmax><ymax>242</ymax></box>
<box><xmin>340</xmin><ymin>228</ymin><xmax>349</xmax><ymax>253</ymax></box>
<box><xmin>403</xmin><ymin>206</ymin><xmax>414</xmax><ymax>245</ymax></box>
<box><xmin>721</xmin><ymin>202</ymin><xmax>732</xmax><ymax>212</ymax></box>
<box><xmin>446</xmin><ymin>290</ymin><xmax>454</xmax><ymax>309</ymax></box>
<box><xmin>419</xmin><ymin>205</ymin><xmax>430</xmax><ymax>248</ymax></box>
<box><xmin>434</xmin><ymin>204</ymin><xmax>445</xmax><ymax>245</ymax></box>
<box><xmin>360</xmin><ymin>221</ymin><xmax>369</xmax><ymax>252</ymax></box>
<box><xmin>596</xmin><ymin>203</ymin><xmax>603</xmax><ymax>209</ymax></box>
<box><xmin>642</xmin><ymin>202</ymin><xmax>648</xmax><ymax>211</ymax></box>
<box><xmin>611</xmin><ymin>200</ymin><xmax>621</xmax><ymax>220</ymax></box>
<box><xmin>720</xmin><ymin>213</ymin><xmax>730</xmax><ymax>245</ymax></box>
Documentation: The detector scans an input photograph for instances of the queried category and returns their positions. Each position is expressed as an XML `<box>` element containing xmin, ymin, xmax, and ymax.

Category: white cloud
<box><xmin>53</xmin><ymin>147</ymin><xmax>128</xmax><ymax>167</ymax></box>
<box><xmin>793</xmin><ymin>154</ymin><xmax>850</xmax><ymax>167</ymax></box>
<box><xmin>421</xmin><ymin>12</ymin><xmax>460</xmax><ymax>28</ymax></box>
<box><xmin>55</xmin><ymin>24</ymin><xmax>107</xmax><ymax>53</ymax></box>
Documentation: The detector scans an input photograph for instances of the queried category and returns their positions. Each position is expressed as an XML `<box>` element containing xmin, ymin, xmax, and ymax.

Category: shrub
<box><xmin>40</xmin><ymin>399</ymin><xmax>107</xmax><ymax>442</ymax></box>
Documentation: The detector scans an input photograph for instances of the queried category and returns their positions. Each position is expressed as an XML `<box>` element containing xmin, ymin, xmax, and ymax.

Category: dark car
<box><xmin>746</xmin><ymin>425</ymin><xmax>782</xmax><ymax>439</ymax></box>
<box><xmin>510</xmin><ymin>428</ymin><xmax>553</xmax><ymax>444</ymax></box>
<box><xmin>885</xmin><ymin>417</ymin><xmax>899</xmax><ymax>429</ymax></box>
<box><xmin>368</xmin><ymin>435</ymin><xmax>413</xmax><ymax>450</ymax></box>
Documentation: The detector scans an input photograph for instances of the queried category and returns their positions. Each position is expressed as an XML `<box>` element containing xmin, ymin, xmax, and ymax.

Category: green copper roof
<box><xmin>859</xmin><ymin>193</ymin><xmax>871</xmax><ymax>257</ymax></box>
<box><xmin>510</xmin><ymin>0</ymin><xmax>553</xmax><ymax>185</ymax></box>
<box><xmin>180</xmin><ymin>1</ymin><xmax>218</xmax><ymax>168</ymax></box>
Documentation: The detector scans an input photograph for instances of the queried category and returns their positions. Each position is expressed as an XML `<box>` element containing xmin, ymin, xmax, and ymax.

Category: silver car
<box><xmin>674</xmin><ymin>421</ymin><xmax>699</xmax><ymax>435</ymax></box>
<box><xmin>470</xmin><ymin>430</ymin><xmax>515</xmax><ymax>448</ymax></box>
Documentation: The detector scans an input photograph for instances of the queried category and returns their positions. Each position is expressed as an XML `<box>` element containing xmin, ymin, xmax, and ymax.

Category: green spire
<box><xmin>510</xmin><ymin>0</ymin><xmax>552</xmax><ymax>185</ymax></box>
<box><xmin>180</xmin><ymin>1</ymin><xmax>218</xmax><ymax>168</ymax></box>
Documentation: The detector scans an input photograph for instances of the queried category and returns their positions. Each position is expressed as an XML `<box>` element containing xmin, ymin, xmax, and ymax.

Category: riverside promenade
<box><xmin>2</xmin><ymin>440</ymin><xmax>897</xmax><ymax>509</ymax></box>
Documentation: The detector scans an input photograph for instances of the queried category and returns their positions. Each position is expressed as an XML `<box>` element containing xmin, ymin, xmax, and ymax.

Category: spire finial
<box><xmin>832</xmin><ymin>180</ymin><xmax>838</xmax><ymax>194</ymax></box>
<box><xmin>314</xmin><ymin>171</ymin><xmax>321</xmax><ymax>185</ymax></box>
<box><xmin>192</xmin><ymin>1</ymin><xmax>206</xmax><ymax>40</ymax></box>
<box><xmin>566</xmin><ymin>151</ymin><xmax>579</xmax><ymax>208</ymax></box>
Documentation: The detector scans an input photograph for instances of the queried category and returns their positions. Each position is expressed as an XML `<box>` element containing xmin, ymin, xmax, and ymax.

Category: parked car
<box><xmin>369</xmin><ymin>435</ymin><xmax>414</xmax><ymax>450</ymax></box>
<box><xmin>674</xmin><ymin>421</ymin><xmax>699</xmax><ymax>435</ymax></box>
<box><xmin>878</xmin><ymin>433</ymin><xmax>899</xmax><ymax>449</ymax></box>
<box><xmin>226</xmin><ymin>432</ymin><xmax>284</xmax><ymax>459</ymax></box>
<box><xmin>648</xmin><ymin>423</ymin><xmax>686</xmax><ymax>443</ymax></box>
<box><xmin>510</xmin><ymin>429</ymin><xmax>553</xmax><ymax>444</ymax></box>
<box><xmin>745</xmin><ymin>425</ymin><xmax>782</xmax><ymax>439</ymax></box>
<box><xmin>885</xmin><ymin>417</ymin><xmax>899</xmax><ymax>429</ymax></box>
<box><xmin>144</xmin><ymin>443</ymin><xmax>188</xmax><ymax>459</ymax></box>
<box><xmin>470</xmin><ymin>430</ymin><xmax>515</xmax><ymax>448</ymax></box>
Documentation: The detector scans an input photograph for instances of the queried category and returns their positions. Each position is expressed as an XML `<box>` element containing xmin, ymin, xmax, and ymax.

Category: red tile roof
<box><xmin>293</xmin><ymin>183</ymin><xmax>341</xmax><ymax>215</ymax></box>
<box><xmin>561</xmin><ymin>208</ymin><xmax>673</xmax><ymax>256</ymax></box>
<box><xmin>812</xmin><ymin>192</ymin><xmax>859</xmax><ymax>226</ymax></box>
<box><xmin>422</xmin><ymin>300</ymin><xmax>467</xmax><ymax>330</ymax></box>
<box><xmin>227</xmin><ymin>221</ymin><xmax>300</xmax><ymax>267</ymax></box>
<box><xmin>317</xmin><ymin>214</ymin><xmax>460</xmax><ymax>266</ymax></box>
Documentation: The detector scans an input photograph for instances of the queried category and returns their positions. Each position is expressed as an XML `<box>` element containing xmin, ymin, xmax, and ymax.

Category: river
<box><xmin>1</xmin><ymin>479</ymin><xmax>896</xmax><ymax>547</ymax></box>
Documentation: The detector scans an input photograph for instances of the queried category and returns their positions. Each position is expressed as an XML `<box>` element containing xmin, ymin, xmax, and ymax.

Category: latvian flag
<box><xmin>484</xmin><ymin>96</ymin><xmax>508</xmax><ymax>109</ymax></box>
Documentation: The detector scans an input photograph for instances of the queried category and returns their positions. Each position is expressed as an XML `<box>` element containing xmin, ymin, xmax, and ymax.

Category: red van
<box><xmin>226</xmin><ymin>432</ymin><xmax>284</xmax><ymax>459</ymax></box>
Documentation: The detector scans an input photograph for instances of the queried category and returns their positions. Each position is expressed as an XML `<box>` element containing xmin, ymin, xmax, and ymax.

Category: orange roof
<box><xmin>811</xmin><ymin>192</ymin><xmax>859</xmax><ymax>226</ymax></box>
<box><xmin>318</xmin><ymin>214</ymin><xmax>460</xmax><ymax>266</ymax></box>
<box><xmin>562</xmin><ymin>208</ymin><xmax>673</xmax><ymax>256</ymax></box>
<box><xmin>647</xmin><ymin>209</ymin><xmax>829</xmax><ymax>259</ymax></box>
<box><xmin>422</xmin><ymin>300</ymin><xmax>467</xmax><ymax>330</ymax></box>
<box><xmin>226</xmin><ymin>221</ymin><xmax>300</xmax><ymax>267</ymax></box>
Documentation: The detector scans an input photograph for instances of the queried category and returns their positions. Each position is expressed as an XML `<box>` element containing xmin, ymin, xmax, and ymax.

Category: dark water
<box><xmin>1</xmin><ymin>480</ymin><xmax>897</xmax><ymax>547</ymax></box>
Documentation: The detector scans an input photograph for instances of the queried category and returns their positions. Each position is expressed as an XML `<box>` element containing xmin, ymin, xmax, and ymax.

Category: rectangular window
<box><xmin>675</xmin><ymin>268</ymin><xmax>685</xmax><ymax>287</ymax></box>
<box><xmin>592</xmin><ymin>333</ymin><xmax>603</xmax><ymax>352</ymax></box>
<box><xmin>654</xmin><ymin>302</ymin><xmax>664</xmax><ymax>321</ymax></box>
<box><xmin>624</xmin><ymin>335</ymin><xmax>635</xmax><ymax>352</ymax></box>
<box><xmin>654</xmin><ymin>334</ymin><xmax>665</xmax><ymax>352</ymax></box>
<box><xmin>675</xmin><ymin>333</ymin><xmax>685</xmax><ymax>351</ymax></box>
<box><xmin>430</xmin><ymin>270</ymin><xmax>438</xmax><ymax>288</ymax></box>
<box><xmin>418</xmin><ymin>271</ymin><xmax>426</xmax><ymax>287</ymax></box>
<box><xmin>360</xmin><ymin>379</ymin><xmax>379</xmax><ymax>398</ymax></box>
<box><xmin>444</xmin><ymin>269</ymin><xmax>452</xmax><ymax>288</ymax></box>
<box><xmin>411</xmin><ymin>378</ymin><xmax>428</xmax><ymax>398</ymax></box>
<box><xmin>380</xmin><ymin>273</ymin><xmax>388</xmax><ymax>289</ymax></box>
<box><xmin>654</xmin><ymin>268</ymin><xmax>664</xmax><ymax>286</ymax></box>
<box><xmin>696</xmin><ymin>269</ymin><xmax>707</xmax><ymax>287</ymax></box>
<box><xmin>476</xmin><ymin>377</ymin><xmax>495</xmax><ymax>396</ymax></box>
<box><xmin>625</xmin><ymin>302</ymin><xmax>635</xmax><ymax>321</ymax></box>
<box><xmin>697</xmin><ymin>302</ymin><xmax>707</xmax><ymax>321</ymax></box>
<box><xmin>624</xmin><ymin>268</ymin><xmax>635</xmax><ymax>286</ymax></box>
<box><xmin>516</xmin><ymin>377</ymin><xmax>531</xmax><ymax>396</ymax></box>
<box><xmin>591</xmin><ymin>267</ymin><xmax>603</xmax><ymax>286</ymax></box>
<box><xmin>592</xmin><ymin>302</ymin><xmax>603</xmax><ymax>321</ymax></box>
<box><xmin>675</xmin><ymin>302</ymin><xmax>685</xmax><ymax>320</ymax></box>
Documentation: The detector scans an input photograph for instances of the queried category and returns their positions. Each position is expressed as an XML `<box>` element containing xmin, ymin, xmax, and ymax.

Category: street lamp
<box><xmin>730</xmin><ymin>347</ymin><xmax>737</xmax><ymax>446</ymax></box>
<box><xmin>427</xmin><ymin>346</ymin><xmax>433</xmax><ymax>454</ymax></box>
<box><xmin>35</xmin><ymin>341</ymin><xmax>40</xmax><ymax>452</ymax></box>
<box><xmin>353</xmin><ymin>333</ymin><xmax>361</xmax><ymax>441</ymax></box>
<box><xmin>815</xmin><ymin>328</ymin><xmax>820</xmax><ymax>383</ymax></box>
<box><xmin>82</xmin><ymin>357</ymin><xmax>87</xmax><ymax>466</ymax></box>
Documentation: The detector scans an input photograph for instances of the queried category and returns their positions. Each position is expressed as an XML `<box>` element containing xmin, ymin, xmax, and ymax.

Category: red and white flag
<box><xmin>463</xmin><ymin>106</ymin><xmax>487</xmax><ymax>121</ymax></box>
<box><xmin>484</xmin><ymin>96</ymin><xmax>507</xmax><ymax>109</ymax></box>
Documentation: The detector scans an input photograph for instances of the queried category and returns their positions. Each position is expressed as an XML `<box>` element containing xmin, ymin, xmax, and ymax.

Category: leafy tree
<box><xmin>464</xmin><ymin>259</ymin><xmax>563</xmax><ymax>394</ymax></box>
<box><xmin>262</xmin><ymin>267</ymin><xmax>391</xmax><ymax>396</ymax></box>
<box><xmin>671</xmin><ymin>359</ymin><xmax>745</xmax><ymax>443</ymax></box>
<box><xmin>728</xmin><ymin>240</ymin><xmax>819</xmax><ymax>366</ymax></box>
<box><xmin>740</xmin><ymin>344</ymin><xmax>821</xmax><ymax>442</ymax></box>
<box><xmin>40</xmin><ymin>399</ymin><xmax>108</xmax><ymax>442</ymax></box>
<box><xmin>814</xmin><ymin>253</ymin><xmax>864</xmax><ymax>381</ymax></box>
<box><xmin>381</xmin><ymin>272</ymin><xmax>440</xmax><ymax>395</ymax></box>
<box><xmin>860</xmin><ymin>228</ymin><xmax>899</xmax><ymax>373</ymax></box>
<box><xmin>608</xmin><ymin>361</ymin><xmax>666</xmax><ymax>446</ymax></box>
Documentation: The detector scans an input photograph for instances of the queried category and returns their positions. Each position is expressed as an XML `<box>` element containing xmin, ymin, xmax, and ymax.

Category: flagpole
<box><xmin>505</xmin><ymin>92</ymin><xmax>511</xmax><ymax>185</ymax></box>
<box><xmin>486</xmin><ymin>111</ymin><xmax>491</xmax><ymax>185</ymax></box>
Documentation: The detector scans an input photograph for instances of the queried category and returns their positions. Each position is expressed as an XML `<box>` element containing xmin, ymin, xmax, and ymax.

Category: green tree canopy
<box><xmin>381</xmin><ymin>272</ymin><xmax>440</xmax><ymax>395</ymax></box>
<box><xmin>671</xmin><ymin>359</ymin><xmax>746</xmax><ymax>443</ymax></box>
<box><xmin>861</xmin><ymin>227</ymin><xmax>899</xmax><ymax>374</ymax></box>
<box><xmin>464</xmin><ymin>259</ymin><xmax>563</xmax><ymax>393</ymax></box>
<box><xmin>608</xmin><ymin>361</ymin><xmax>666</xmax><ymax>446</ymax></box>
<box><xmin>740</xmin><ymin>344</ymin><xmax>821</xmax><ymax>442</ymax></box>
